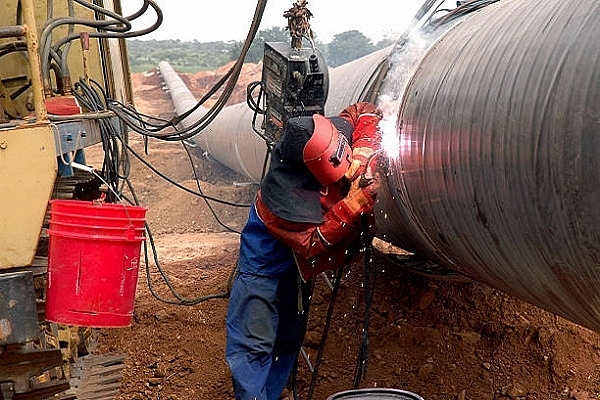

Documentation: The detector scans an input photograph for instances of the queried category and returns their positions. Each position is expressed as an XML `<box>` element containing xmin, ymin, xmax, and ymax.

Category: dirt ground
<box><xmin>94</xmin><ymin>66</ymin><xmax>600</xmax><ymax>400</ymax></box>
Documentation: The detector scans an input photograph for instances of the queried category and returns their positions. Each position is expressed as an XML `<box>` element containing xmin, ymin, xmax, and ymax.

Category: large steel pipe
<box><xmin>159</xmin><ymin>0</ymin><xmax>600</xmax><ymax>331</ymax></box>
<box><xmin>377</xmin><ymin>0</ymin><xmax>600</xmax><ymax>330</ymax></box>
<box><xmin>159</xmin><ymin>61</ymin><xmax>271</xmax><ymax>181</ymax></box>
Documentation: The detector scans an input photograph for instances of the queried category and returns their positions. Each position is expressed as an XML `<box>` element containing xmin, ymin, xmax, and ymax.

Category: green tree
<box><xmin>326</xmin><ymin>30</ymin><xmax>374</xmax><ymax>67</ymax></box>
<box><xmin>230</xmin><ymin>26</ymin><xmax>292</xmax><ymax>63</ymax></box>
<box><xmin>126</xmin><ymin>39</ymin><xmax>236</xmax><ymax>72</ymax></box>
<box><xmin>125</xmin><ymin>28</ymin><xmax>385</xmax><ymax>73</ymax></box>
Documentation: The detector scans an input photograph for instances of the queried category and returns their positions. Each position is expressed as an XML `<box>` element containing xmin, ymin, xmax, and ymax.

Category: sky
<box><xmin>122</xmin><ymin>1</ymin><xmax>424</xmax><ymax>43</ymax></box>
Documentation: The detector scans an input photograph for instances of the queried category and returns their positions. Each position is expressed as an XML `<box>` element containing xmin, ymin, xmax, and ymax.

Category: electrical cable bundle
<box><xmin>72</xmin><ymin>78</ymin><xmax>129</xmax><ymax>202</ymax></box>
<box><xmin>108</xmin><ymin>0</ymin><xmax>269</xmax><ymax>142</ymax></box>
<box><xmin>40</xmin><ymin>0</ymin><xmax>163</xmax><ymax>95</ymax></box>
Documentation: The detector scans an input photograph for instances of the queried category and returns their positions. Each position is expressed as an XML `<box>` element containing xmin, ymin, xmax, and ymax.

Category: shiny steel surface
<box><xmin>377</xmin><ymin>0</ymin><xmax>600</xmax><ymax>330</ymax></box>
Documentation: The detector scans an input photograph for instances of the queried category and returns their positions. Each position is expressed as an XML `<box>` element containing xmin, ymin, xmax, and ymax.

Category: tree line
<box><xmin>126</xmin><ymin>27</ymin><xmax>395</xmax><ymax>73</ymax></box>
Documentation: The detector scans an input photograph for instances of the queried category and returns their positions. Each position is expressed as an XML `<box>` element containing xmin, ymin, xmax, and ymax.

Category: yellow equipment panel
<box><xmin>0</xmin><ymin>123</ymin><xmax>57</xmax><ymax>268</ymax></box>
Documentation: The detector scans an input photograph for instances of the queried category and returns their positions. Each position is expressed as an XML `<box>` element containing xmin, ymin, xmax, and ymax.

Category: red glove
<box><xmin>352</xmin><ymin>113</ymin><xmax>381</xmax><ymax>147</ymax></box>
<box><xmin>338</xmin><ymin>102</ymin><xmax>383</xmax><ymax>127</ymax></box>
<box><xmin>345</xmin><ymin>147</ymin><xmax>375</xmax><ymax>182</ymax></box>
<box><xmin>342</xmin><ymin>172</ymin><xmax>380</xmax><ymax>215</ymax></box>
<box><xmin>344</xmin><ymin>113</ymin><xmax>382</xmax><ymax>181</ymax></box>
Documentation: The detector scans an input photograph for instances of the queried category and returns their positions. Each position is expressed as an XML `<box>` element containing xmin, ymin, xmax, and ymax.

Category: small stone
<box><xmin>453</xmin><ymin>331</ymin><xmax>481</xmax><ymax>344</ymax></box>
<box><xmin>501</xmin><ymin>382</ymin><xmax>528</xmax><ymax>398</ymax></box>
<box><xmin>571</xmin><ymin>389</ymin><xmax>590</xmax><ymax>400</ymax></box>
<box><xmin>148</xmin><ymin>377</ymin><xmax>162</xmax><ymax>386</ymax></box>
<box><xmin>418</xmin><ymin>362</ymin><xmax>434</xmax><ymax>376</ymax></box>
<box><xmin>417</xmin><ymin>291</ymin><xmax>436</xmax><ymax>310</ymax></box>
<box><xmin>154</xmin><ymin>310</ymin><xmax>169</xmax><ymax>320</ymax></box>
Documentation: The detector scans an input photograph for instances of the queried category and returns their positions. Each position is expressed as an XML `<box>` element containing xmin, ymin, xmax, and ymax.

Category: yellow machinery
<box><xmin>0</xmin><ymin>1</ymin><xmax>155</xmax><ymax>398</ymax></box>
<box><xmin>0</xmin><ymin>0</ymin><xmax>133</xmax><ymax>269</ymax></box>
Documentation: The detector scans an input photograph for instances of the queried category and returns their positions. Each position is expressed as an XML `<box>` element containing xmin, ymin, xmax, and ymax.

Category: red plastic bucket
<box><xmin>46</xmin><ymin>199</ymin><xmax>147</xmax><ymax>327</ymax></box>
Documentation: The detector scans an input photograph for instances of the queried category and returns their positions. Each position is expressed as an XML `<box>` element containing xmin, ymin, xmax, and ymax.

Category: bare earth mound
<box><xmin>96</xmin><ymin>69</ymin><xmax>600</xmax><ymax>400</ymax></box>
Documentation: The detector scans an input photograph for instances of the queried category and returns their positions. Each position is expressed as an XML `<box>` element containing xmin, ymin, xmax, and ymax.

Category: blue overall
<box><xmin>225</xmin><ymin>205</ymin><xmax>310</xmax><ymax>400</ymax></box>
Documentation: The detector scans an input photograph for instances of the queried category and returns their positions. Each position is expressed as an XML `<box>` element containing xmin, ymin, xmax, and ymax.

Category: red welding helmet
<box><xmin>303</xmin><ymin>114</ymin><xmax>353</xmax><ymax>186</ymax></box>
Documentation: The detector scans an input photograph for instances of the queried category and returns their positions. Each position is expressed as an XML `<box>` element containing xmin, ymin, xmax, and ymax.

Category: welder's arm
<box><xmin>255</xmin><ymin>180</ymin><xmax>378</xmax><ymax>261</ymax></box>
<box><xmin>337</xmin><ymin>102</ymin><xmax>382</xmax><ymax>127</ymax></box>
<box><xmin>339</xmin><ymin>102</ymin><xmax>383</xmax><ymax>182</ymax></box>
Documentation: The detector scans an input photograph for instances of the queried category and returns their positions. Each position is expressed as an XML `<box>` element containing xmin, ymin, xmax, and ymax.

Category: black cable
<box><xmin>245</xmin><ymin>80</ymin><xmax>275</xmax><ymax>180</ymax></box>
<box><xmin>106</xmin><ymin>0</ymin><xmax>269</xmax><ymax>142</ymax></box>
<box><xmin>123</xmin><ymin>140</ymin><xmax>251</xmax><ymax>208</ymax></box>
<box><xmin>42</xmin><ymin>0</ymin><xmax>163</xmax><ymax>87</ymax></box>
<box><xmin>182</xmin><ymin>140</ymin><xmax>243</xmax><ymax>234</ymax></box>
<box><xmin>127</xmin><ymin>135</ymin><xmax>250</xmax><ymax>305</ymax></box>
<box><xmin>123</xmin><ymin>101</ymin><xmax>173</xmax><ymax>129</ymax></box>
<box><xmin>72</xmin><ymin>78</ymin><xmax>127</xmax><ymax>200</ymax></box>
<box><xmin>428</xmin><ymin>0</ymin><xmax>500</xmax><ymax>27</ymax></box>
<box><xmin>73</xmin><ymin>77</ymin><xmax>252</xmax><ymax>208</ymax></box>
<box><xmin>142</xmin><ymin>219</ymin><xmax>237</xmax><ymax>306</ymax></box>
<box><xmin>290</xmin><ymin>359</ymin><xmax>300</xmax><ymax>400</ymax></box>
<box><xmin>352</xmin><ymin>217</ymin><xmax>378</xmax><ymax>388</ymax></box>
<box><xmin>93</xmin><ymin>143</ymin><xmax>242</xmax><ymax>307</ymax></box>
<box><xmin>247</xmin><ymin>80</ymin><xmax>276</xmax><ymax>149</ymax></box>
<box><xmin>306</xmin><ymin>267</ymin><xmax>345</xmax><ymax>400</ymax></box>
<box><xmin>246</xmin><ymin>81</ymin><xmax>265</xmax><ymax>115</ymax></box>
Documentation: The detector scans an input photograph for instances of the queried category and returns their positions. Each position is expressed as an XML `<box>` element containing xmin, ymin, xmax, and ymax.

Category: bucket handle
<box><xmin>70</xmin><ymin>163</ymin><xmax>143</xmax><ymax>229</ymax></box>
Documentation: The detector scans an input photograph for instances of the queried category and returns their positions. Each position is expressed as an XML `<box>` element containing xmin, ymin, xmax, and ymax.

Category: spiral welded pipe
<box><xmin>376</xmin><ymin>0</ymin><xmax>600</xmax><ymax>330</ymax></box>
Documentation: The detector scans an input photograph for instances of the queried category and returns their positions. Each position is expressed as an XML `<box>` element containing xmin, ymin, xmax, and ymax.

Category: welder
<box><xmin>225</xmin><ymin>102</ymin><xmax>382</xmax><ymax>400</ymax></box>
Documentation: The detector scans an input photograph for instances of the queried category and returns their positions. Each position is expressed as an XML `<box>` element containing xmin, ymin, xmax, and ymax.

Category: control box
<box><xmin>261</xmin><ymin>42</ymin><xmax>329</xmax><ymax>143</ymax></box>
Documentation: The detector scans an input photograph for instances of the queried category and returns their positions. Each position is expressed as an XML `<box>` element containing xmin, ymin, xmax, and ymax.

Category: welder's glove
<box><xmin>342</xmin><ymin>171</ymin><xmax>380</xmax><ymax>215</ymax></box>
<box><xmin>338</xmin><ymin>102</ymin><xmax>383</xmax><ymax>126</ymax></box>
<box><xmin>345</xmin><ymin>147</ymin><xmax>375</xmax><ymax>182</ymax></box>
<box><xmin>344</xmin><ymin>113</ymin><xmax>382</xmax><ymax>182</ymax></box>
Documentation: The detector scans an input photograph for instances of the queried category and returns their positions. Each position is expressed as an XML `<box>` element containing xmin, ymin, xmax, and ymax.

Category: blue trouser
<box><xmin>225</xmin><ymin>205</ymin><xmax>310</xmax><ymax>400</ymax></box>
<box><xmin>226</xmin><ymin>272</ymin><xmax>309</xmax><ymax>400</ymax></box>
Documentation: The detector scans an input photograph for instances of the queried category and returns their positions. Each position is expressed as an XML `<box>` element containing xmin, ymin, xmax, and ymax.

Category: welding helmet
<box><xmin>303</xmin><ymin>114</ymin><xmax>353</xmax><ymax>186</ymax></box>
